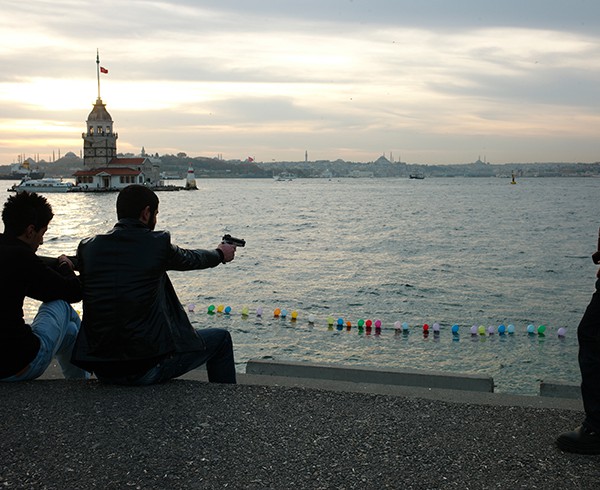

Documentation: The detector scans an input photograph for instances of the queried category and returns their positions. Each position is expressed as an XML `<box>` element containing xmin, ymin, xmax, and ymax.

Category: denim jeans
<box><xmin>578</xmin><ymin>278</ymin><xmax>600</xmax><ymax>433</ymax></box>
<box><xmin>2</xmin><ymin>300</ymin><xmax>89</xmax><ymax>381</ymax></box>
<box><xmin>97</xmin><ymin>328</ymin><xmax>236</xmax><ymax>385</ymax></box>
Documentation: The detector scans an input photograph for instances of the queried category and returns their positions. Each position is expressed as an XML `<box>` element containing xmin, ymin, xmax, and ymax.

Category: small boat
<box><xmin>274</xmin><ymin>172</ymin><xmax>295</xmax><ymax>181</ymax></box>
<box><xmin>409</xmin><ymin>173</ymin><xmax>425</xmax><ymax>180</ymax></box>
<box><xmin>9</xmin><ymin>178</ymin><xmax>76</xmax><ymax>193</ymax></box>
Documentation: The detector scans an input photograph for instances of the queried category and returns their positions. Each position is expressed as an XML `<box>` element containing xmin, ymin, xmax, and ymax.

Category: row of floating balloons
<box><xmin>190</xmin><ymin>303</ymin><xmax>567</xmax><ymax>337</ymax></box>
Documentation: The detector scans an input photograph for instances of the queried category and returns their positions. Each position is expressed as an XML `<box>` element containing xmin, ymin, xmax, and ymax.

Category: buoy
<box><xmin>557</xmin><ymin>327</ymin><xmax>566</xmax><ymax>337</ymax></box>
<box><xmin>256</xmin><ymin>306</ymin><xmax>263</xmax><ymax>317</ymax></box>
<box><xmin>308</xmin><ymin>314</ymin><xmax>315</xmax><ymax>324</ymax></box>
<box><xmin>470</xmin><ymin>325</ymin><xmax>478</xmax><ymax>335</ymax></box>
<box><xmin>433</xmin><ymin>322</ymin><xmax>440</xmax><ymax>332</ymax></box>
<box><xmin>188</xmin><ymin>304</ymin><xmax>195</xmax><ymax>313</ymax></box>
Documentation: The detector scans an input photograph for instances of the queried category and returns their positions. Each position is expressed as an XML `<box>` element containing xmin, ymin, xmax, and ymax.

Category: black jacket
<box><xmin>0</xmin><ymin>233</ymin><xmax>82</xmax><ymax>379</ymax></box>
<box><xmin>71</xmin><ymin>218</ymin><xmax>223</xmax><ymax>373</ymax></box>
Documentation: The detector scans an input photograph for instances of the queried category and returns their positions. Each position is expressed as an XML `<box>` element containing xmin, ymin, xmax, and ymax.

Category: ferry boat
<box><xmin>274</xmin><ymin>172</ymin><xmax>296</xmax><ymax>181</ymax></box>
<box><xmin>9</xmin><ymin>178</ymin><xmax>76</xmax><ymax>193</ymax></box>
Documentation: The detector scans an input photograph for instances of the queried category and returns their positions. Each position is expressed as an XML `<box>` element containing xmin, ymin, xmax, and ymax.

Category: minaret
<box><xmin>82</xmin><ymin>51</ymin><xmax>118</xmax><ymax>169</ymax></box>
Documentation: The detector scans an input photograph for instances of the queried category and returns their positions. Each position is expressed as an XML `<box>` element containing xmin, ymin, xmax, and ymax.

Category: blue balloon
<box><xmin>451</xmin><ymin>324</ymin><xmax>459</xmax><ymax>334</ymax></box>
<box><xmin>507</xmin><ymin>324</ymin><xmax>515</xmax><ymax>334</ymax></box>
<box><xmin>498</xmin><ymin>325</ymin><xmax>506</xmax><ymax>334</ymax></box>
<box><xmin>527</xmin><ymin>324</ymin><xmax>535</xmax><ymax>334</ymax></box>
<box><xmin>337</xmin><ymin>317</ymin><xmax>344</xmax><ymax>326</ymax></box>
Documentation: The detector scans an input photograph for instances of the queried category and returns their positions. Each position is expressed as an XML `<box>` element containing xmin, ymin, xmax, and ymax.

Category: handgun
<box><xmin>222</xmin><ymin>234</ymin><xmax>246</xmax><ymax>248</ymax></box>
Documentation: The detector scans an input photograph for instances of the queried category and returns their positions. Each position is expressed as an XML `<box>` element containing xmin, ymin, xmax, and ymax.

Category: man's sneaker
<box><xmin>556</xmin><ymin>426</ymin><xmax>600</xmax><ymax>455</ymax></box>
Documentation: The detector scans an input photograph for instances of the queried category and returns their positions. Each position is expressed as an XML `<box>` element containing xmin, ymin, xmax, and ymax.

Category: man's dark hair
<box><xmin>2</xmin><ymin>192</ymin><xmax>54</xmax><ymax>237</ymax></box>
<box><xmin>116</xmin><ymin>185</ymin><xmax>159</xmax><ymax>220</ymax></box>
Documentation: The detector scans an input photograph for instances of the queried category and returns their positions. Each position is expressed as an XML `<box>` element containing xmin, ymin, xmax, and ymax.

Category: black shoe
<box><xmin>556</xmin><ymin>426</ymin><xmax>600</xmax><ymax>455</ymax></box>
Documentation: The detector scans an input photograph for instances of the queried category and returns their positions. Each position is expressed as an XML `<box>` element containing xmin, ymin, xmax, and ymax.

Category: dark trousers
<box><xmin>578</xmin><ymin>279</ymin><xmax>600</xmax><ymax>432</ymax></box>
<box><xmin>97</xmin><ymin>328</ymin><xmax>236</xmax><ymax>385</ymax></box>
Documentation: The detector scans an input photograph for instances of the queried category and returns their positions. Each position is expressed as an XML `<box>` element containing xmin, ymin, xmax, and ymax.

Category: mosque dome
<box><xmin>87</xmin><ymin>97</ymin><xmax>113</xmax><ymax>122</ymax></box>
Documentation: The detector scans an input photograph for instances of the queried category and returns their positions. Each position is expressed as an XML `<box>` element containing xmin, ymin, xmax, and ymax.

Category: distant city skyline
<box><xmin>2</xmin><ymin>1</ymin><xmax>600</xmax><ymax>165</ymax></box>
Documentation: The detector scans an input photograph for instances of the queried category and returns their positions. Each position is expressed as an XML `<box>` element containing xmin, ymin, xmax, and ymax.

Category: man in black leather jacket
<box><xmin>71</xmin><ymin>185</ymin><xmax>237</xmax><ymax>384</ymax></box>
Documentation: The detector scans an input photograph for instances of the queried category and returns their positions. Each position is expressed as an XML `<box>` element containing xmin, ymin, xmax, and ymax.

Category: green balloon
<box><xmin>358</xmin><ymin>319</ymin><xmax>365</xmax><ymax>327</ymax></box>
<box><xmin>537</xmin><ymin>325</ymin><xmax>546</xmax><ymax>334</ymax></box>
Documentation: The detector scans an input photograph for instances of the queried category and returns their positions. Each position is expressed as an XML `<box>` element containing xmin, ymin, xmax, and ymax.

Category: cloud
<box><xmin>2</xmin><ymin>0</ymin><xmax>600</xmax><ymax>164</ymax></box>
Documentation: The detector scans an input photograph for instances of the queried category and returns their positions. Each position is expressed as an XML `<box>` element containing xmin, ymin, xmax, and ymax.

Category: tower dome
<box><xmin>87</xmin><ymin>97</ymin><xmax>113</xmax><ymax>122</ymax></box>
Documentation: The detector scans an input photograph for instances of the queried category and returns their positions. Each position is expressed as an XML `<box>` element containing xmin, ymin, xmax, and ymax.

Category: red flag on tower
<box><xmin>100</xmin><ymin>66</ymin><xmax>108</xmax><ymax>74</ymax></box>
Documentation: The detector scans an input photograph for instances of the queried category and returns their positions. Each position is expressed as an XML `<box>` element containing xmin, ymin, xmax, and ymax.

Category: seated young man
<box><xmin>71</xmin><ymin>184</ymin><xmax>238</xmax><ymax>385</ymax></box>
<box><xmin>0</xmin><ymin>192</ymin><xmax>88</xmax><ymax>381</ymax></box>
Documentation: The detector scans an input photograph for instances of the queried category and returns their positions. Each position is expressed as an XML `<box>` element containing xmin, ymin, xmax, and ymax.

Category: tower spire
<box><xmin>96</xmin><ymin>49</ymin><xmax>101</xmax><ymax>99</ymax></box>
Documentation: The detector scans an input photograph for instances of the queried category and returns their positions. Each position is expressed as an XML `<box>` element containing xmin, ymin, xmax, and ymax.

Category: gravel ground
<box><xmin>1</xmin><ymin>379</ymin><xmax>598</xmax><ymax>489</ymax></box>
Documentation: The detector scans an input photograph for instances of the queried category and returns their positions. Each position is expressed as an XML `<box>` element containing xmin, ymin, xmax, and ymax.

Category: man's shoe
<box><xmin>556</xmin><ymin>426</ymin><xmax>600</xmax><ymax>455</ymax></box>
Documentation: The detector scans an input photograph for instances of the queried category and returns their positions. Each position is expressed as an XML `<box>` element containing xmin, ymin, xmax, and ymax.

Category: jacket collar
<box><xmin>113</xmin><ymin>218</ymin><xmax>151</xmax><ymax>230</ymax></box>
<box><xmin>0</xmin><ymin>232</ymin><xmax>31</xmax><ymax>249</ymax></box>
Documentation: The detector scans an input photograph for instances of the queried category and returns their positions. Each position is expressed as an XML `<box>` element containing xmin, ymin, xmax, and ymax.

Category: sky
<box><xmin>2</xmin><ymin>0</ymin><xmax>600</xmax><ymax>165</ymax></box>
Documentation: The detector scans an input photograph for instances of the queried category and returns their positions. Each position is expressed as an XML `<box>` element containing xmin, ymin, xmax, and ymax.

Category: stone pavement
<box><xmin>1</xmin><ymin>363</ymin><xmax>598</xmax><ymax>489</ymax></box>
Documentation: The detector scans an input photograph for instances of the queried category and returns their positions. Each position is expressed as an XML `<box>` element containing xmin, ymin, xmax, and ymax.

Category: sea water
<box><xmin>13</xmin><ymin>176</ymin><xmax>600</xmax><ymax>395</ymax></box>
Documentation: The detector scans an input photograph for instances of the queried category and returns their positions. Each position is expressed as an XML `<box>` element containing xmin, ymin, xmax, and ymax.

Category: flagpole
<box><xmin>96</xmin><ymin>49</ymin><xmax>101</xmax><ymax>99</ymax></box>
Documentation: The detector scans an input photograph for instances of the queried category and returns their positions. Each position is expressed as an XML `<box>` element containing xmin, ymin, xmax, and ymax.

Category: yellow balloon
<box><xmin>291</xmin><ymin>310</ymin><xmax>298</xmax><ymax>319</ymax></box>
<box><xmin>217</xmin><ymin>304</ymin><xmax>224</xmax><ymax>313</ymax></box>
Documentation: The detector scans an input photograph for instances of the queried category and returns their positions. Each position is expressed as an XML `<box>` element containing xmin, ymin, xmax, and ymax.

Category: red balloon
<box><xmin>423</xmin><ymin>323</ymin><xmax>429</xmax><ymax>331</ymax></box>
<box><xmin>366</xmin><ymin>319</ymin><xmax>372</xmax><ymax>327</ymax></box>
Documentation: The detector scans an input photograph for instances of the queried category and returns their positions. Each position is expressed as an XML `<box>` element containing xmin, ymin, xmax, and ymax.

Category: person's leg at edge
<box><xmin>578</xmin><ymin>280</ymin><xmax>600</xmax><ymax>433</ymax></box>
<box><xmin>556</xmin><ymin>279</ymin><xmax>600</xmax><ymax>453</ymax></box>
<box><xmin>29</xmin><ymin>300</ymin><xmax>89</xmax><ymax>380</ymax></box>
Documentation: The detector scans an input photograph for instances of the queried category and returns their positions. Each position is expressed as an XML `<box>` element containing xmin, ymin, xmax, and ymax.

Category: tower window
<box><xmin>97</xmin><ymin>126</ymin><xmax>103</xmax><ymax>134</ymax></box>
<box><xmin>106</xmin><ymin>126</ymin><xmax>111</xmax><ymax>134</ymax></box>
<box><xmin>89</xmin><ymin>126</ymin><xmax>94</xmax><ymax>135</ymax></box>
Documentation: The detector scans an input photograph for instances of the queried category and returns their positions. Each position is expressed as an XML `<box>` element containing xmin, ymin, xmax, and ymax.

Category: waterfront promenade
<box><xmin>1</xmin><ymin>362</ymin><xmax>597</xmax><ymax>489</ymax></box>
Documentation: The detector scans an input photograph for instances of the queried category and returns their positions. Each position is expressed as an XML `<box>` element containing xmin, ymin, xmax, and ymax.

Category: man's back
<box><xmin>76</xmin><ymin>219</ymin><xmax>174</xmax><ymax>361</ymax></box>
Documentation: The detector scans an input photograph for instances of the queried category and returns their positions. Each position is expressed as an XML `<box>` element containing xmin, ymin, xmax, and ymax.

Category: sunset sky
<box><xmin>2</xmin><ymin>0</ymin><xmax>600</xmax><ymax>165</ymax></box>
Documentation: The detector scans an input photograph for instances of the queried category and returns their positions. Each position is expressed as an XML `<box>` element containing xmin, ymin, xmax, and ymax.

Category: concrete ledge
<box><xmin>540</xmin><ymin>381</ymin><xmax>581</xmax><ymax>399</ymax></box>
<box><xmin>246</xmin><ymin>359</ymin><xmax>495</xmax><ymax>393</ymax></box>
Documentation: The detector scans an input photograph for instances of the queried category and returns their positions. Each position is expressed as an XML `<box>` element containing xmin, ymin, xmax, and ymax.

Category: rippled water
<box><xmin>11</xmin><ymin>176</ymin><xmax>600</xmax><ymax>394</ymax></box>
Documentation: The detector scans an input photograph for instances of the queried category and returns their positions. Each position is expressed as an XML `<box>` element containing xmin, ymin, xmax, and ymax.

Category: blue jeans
<box><xmin>579</xmin><ymin>279</ymin><xmax>600</xmax><ymax>432</ymax></box>
<box><xmin>96</xmin><ymin>328</ymin><xmax>236</xmax><ymax>385</ymax></box>
<box><xmin>2</xmin><ymin>300</ymin><xmax>89</xmax><ymax>381</ymax></box>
